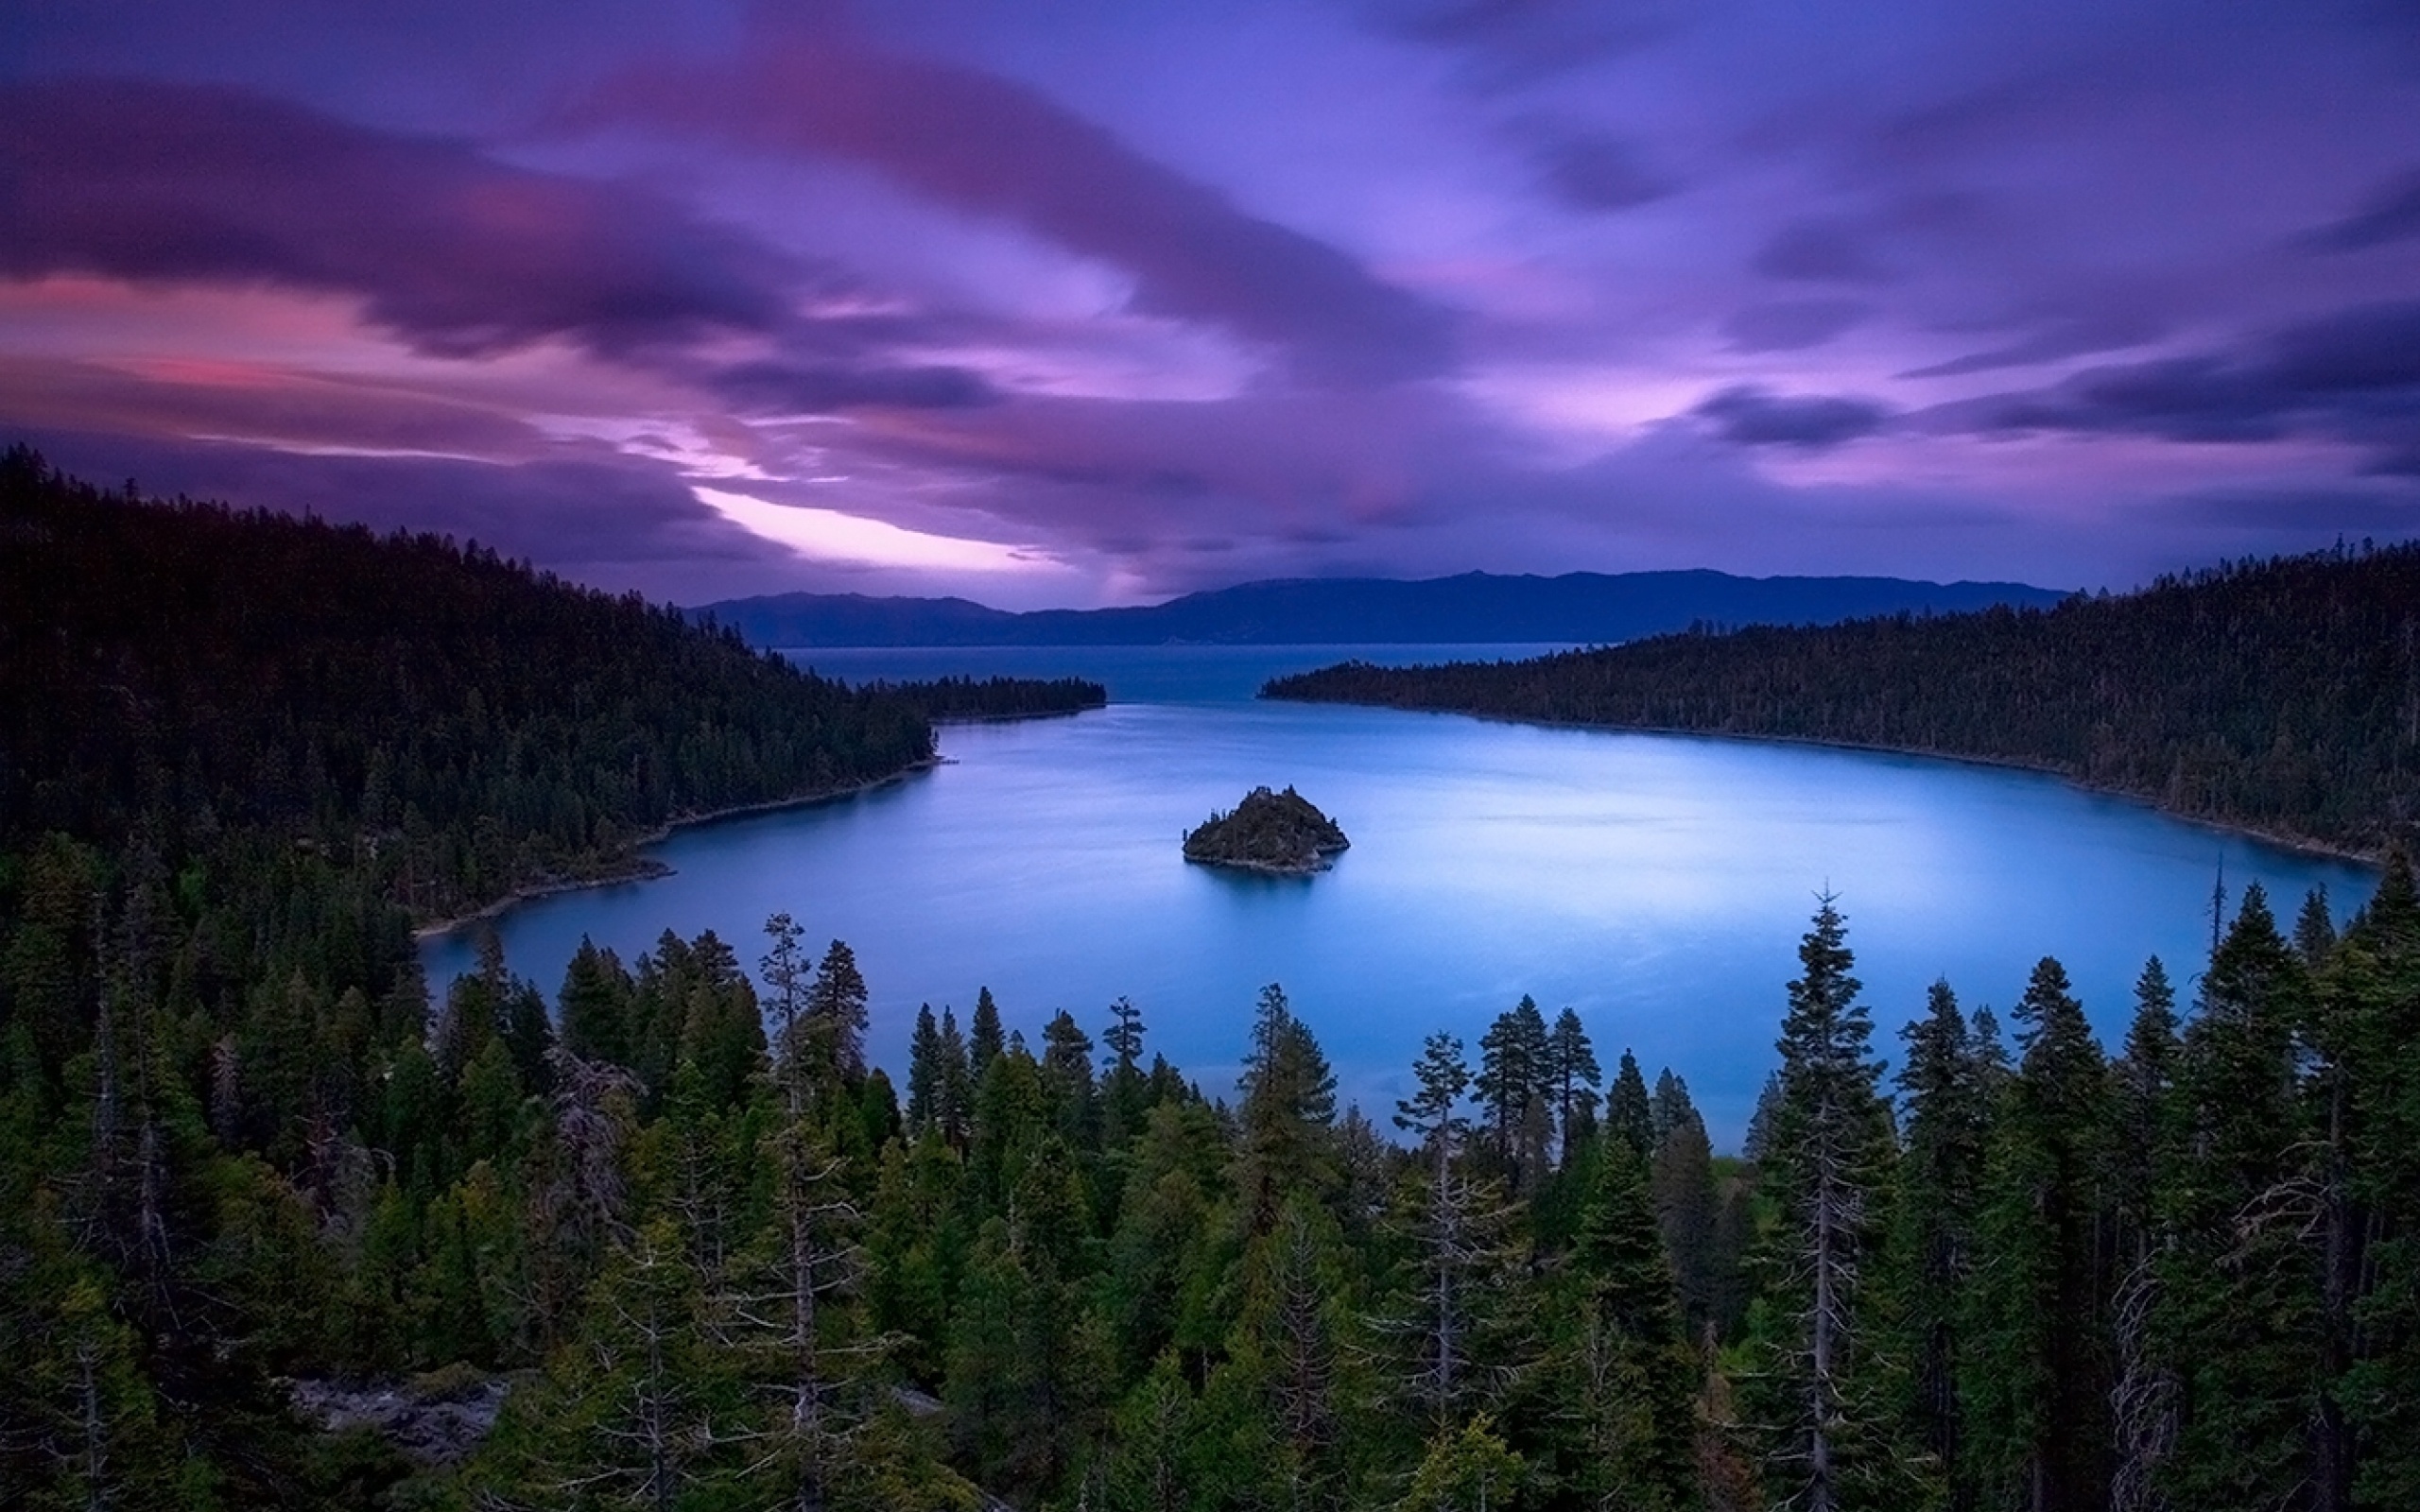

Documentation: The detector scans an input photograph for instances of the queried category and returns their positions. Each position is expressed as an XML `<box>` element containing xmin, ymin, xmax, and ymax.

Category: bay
<box><xmin>422</xmin><ymin>644</ymin><xmax>2377</xmax><ymax>1146</ymax></box>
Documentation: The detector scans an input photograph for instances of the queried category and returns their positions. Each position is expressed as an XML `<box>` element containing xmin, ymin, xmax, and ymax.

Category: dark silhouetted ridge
<box><xmin>1266</xmin><ymin>544</ymin><xmax>2420</xmax><ymax>854</ymax></box>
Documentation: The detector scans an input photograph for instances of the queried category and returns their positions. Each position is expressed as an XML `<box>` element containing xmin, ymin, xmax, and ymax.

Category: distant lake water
<box><xmin>424</xmin><ymin>644</ymin><xmax>2377</xmax><ymax>1146</ymax></box>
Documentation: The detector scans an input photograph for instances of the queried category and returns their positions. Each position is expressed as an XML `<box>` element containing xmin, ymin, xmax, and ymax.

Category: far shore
<box><xmin>1265</xmin><ymin>694</ymin><xmax>2384</xmax><ymax>868</ymax></box>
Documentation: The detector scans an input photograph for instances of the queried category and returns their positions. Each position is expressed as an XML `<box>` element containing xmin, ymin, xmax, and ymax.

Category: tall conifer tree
<box><xmin>1892</xmin><ymin>979</ymin><xmax>1986</xmax><ymax>1511</ymax></box>
<box><xmin>2159</xmin><ymin>885</ymin><xmax>2319</xmax><ymax>1511</ymax></box>
<box><xmin>1756</xmin><ymin>894</ymin><xmax>1902</xmax><ymax>1512</ymax></box>
<box><xmin>2110</xmin><ymin>958</ymin><xmax>2181</xmax><ymax>1512</ymax></box>
<box><xmin>1965</xmin><ymin>957</ymin><xmax>2114</xmax><ymax>1512</ymax></box>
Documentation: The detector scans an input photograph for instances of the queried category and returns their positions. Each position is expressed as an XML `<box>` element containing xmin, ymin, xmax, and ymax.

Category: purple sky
<box><xmin>7</xmin><ymin>1</ymin><xmax>2419</xmax><ymax>607</ymax></box>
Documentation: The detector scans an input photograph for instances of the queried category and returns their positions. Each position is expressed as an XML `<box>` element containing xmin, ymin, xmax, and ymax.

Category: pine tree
<box><xmin>1649</xmin><ymin>1068</ymin><xmax>1692</xmax><ymax>1150</ymax></box>
<box><xmin>1555</xmin><ymin>1135</ymin><xmax>1699</xmax><ymax>1510</ymax></box>
<box><xmin>740</xmin><ymin>1095</ymin><xmax>874</xmax><ymax>1512</ymax></box>
<box><xmin>1101</xmin><ymin>1099</ymin><xmax>1227</xmax><ymax>1382</ymax></box>
<box><xmin>803</xmin><ymin>939</ymin><xmax>870</xmax><ymax>1083</ymax></box>
<box><xmin>1101</xmin><ymin>995</ymin><xmax>1150</xmax><ymax>1148</ymax></box>
<box><xmin>1234</xmin><ymin>984</ymin><xmax>1337</xmax><ymax>1234</ymax></box>
<box><xmin>759</xmin><ymin>911</ymin><xmax>809</xmax><ymax>1055</ymax></box>
<box><xmin>968</xmin><ymin>987</ymin><xmax>1005</xmax><ymax>1081</ymax></box>
<box><xmin>1607</xmin><ymin>1050</ymin><xmax>1654</xmax><ymax>1160</ymax></box>
<box><xmin>1224</xmin><ymin>1194</ymin><xmax>1359</xmax><ymax>1509</ymax></box>
<box><xmin>1965</xmin><ymin>957</ymin><xmax>2114</xmax><ymax>1512</ymax></box>
<box><xmin>2158</xmin><ymin>885</ymin><xmax>2320</xmax><ymax>1511</ymax></box>
<box><xmin>1398</xmin><ymin>1414</ymin><xmax>1524</xmax><ymax>1512</ymax></box>
<box><xmin>2342</xmin><ymin>852</ymin><xmax>2420</xmax><ymax>1506</ymax></box>
<box><xmin>1388</xmin><ymin>1031</ymin><xmax>1521</xmax><ymax>1435</ymax></box>
<box><xmin>906</xmin><ymin>1003</ymin><xmax>942</xmax><ymax>1134</ymax></box>
<box><xmin>1650</xmin><ymin>1071</ymin><xmax>1722</xmax><ymax>1341</ymax></box>
<box><xmin>1547</xmin><ymin>1006</ymin><xmax>1603</xmax><ymax>1163</ymax></box>
<box><xmin>945</xmin><ymin>1141</ymin><xmax>1103</xmax><ymax>1500</ymax></box>
<box><xmin>1891</xmin><ymin>979</ymin><xmax>1987</xmax><ymax>1511</ymax></box>
<box><xmin>490</xmin><ymin>1216</ymin><xmax>735</xmax><ymax>1509</ymax></box>
<box><xmin>1476</xmin><ymin>997</ymin><xmax>1552</xmax><ymax>1186</ymax></box>
<box><xmin>1040</xmin><ymin>1007</ymin><xmax>1098</xmax><ymax>1146</ymax></box>
<box><xmin>2295</xmin><ymin>884</ymin><xmax>2337</xmax><ymax>967</ymax></box>
<box><xmin>1755</xmin><ymin>893</ymin><xmax>1903</xmax><ymax>1512</ymax></box>
<box><xmin>934</xmin><ymin>1006</ymin><xmax>974</xmax><ymax>1146</ymax></box>
<box><xmin>1105</xmin><ymin>1351</ymin><xmax>1200</xmax><ymax>1512</ymax></box>
<box><xmin>2110</xmin><ymin>958</ymin><xmax>2181</xmax><ymax>1512</ymax></box>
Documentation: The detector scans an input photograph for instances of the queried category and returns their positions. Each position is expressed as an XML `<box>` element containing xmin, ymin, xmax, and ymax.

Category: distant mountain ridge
<box><xmin>692</xmin><ymin>570</ymin><xmax>2067</xmax><ymax>646</ymax></box>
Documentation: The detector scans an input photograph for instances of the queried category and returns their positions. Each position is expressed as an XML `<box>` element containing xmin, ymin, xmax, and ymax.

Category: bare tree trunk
<box><xmin>2109</xmin><ymin>1252</ymin><xmax>2174</xmax><ymax>1512</ymax></box>
<box><xmin>78</xmin><ymin>1340</ymin><xmax>108</xmax><ymax>1512</ymax></box>
<box><xmin>1807</xmin><ymin>1106</ymin><xmax>1840</xmax><ymax>1512</ymax></box>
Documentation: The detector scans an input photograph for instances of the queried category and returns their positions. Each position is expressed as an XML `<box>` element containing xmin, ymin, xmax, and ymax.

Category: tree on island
<box><xmin>1183</xmin><ymin>786</ymin><xmax>1351</xmax><ymax>875</ymax></box>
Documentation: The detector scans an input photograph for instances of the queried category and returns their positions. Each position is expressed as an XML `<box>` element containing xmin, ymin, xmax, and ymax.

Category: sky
<box><xmin>6</xmin><ymin>1</ymin><xmax>2419</xmax><ymax>608</ymax></box>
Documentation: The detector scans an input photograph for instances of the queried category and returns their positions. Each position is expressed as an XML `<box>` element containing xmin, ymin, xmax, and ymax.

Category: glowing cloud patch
<box><xmin>692</xmin><ymin>486</ymin><xmax>1045</xmax><ymax>573</ymax></box>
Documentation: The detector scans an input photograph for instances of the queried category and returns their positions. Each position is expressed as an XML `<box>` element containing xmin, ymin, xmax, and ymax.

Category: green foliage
<box><xmin>860</xmin><ymin>673</ymin><xmax>1107</xmax><ymax>721</ymax></box>
<box><xmin>1888</xmin><ymin>980</ymin><xmax>1988</xmax><ymax>1510</ymax></box>
<box><xmin>1962</xmin><ymin>957</ymin><xmax>2114</xmax><ymax>1510</ymax></box>
<box><xmin>20</xmin><ymin>447</ymin><xmax>2420</xmax><ymax>1509</ymax></box>
<box><xmin>1752</xmin><ymin>895</ymin><xmax>1908</xmax><ymax>1512</ymax></box>
<box><xmin>1269</xmin><ymin>541</ymin><xmax>2420</xmax><ymax>854</ymax></box>
<box><xmin>1397</xmin><ymin>1414</ymin><xmax>1524</xmax><ymax>1512</ymax></box>
<box><xmin>0</xmin><ymin>447</ymin><xmax>940</xmax><ymax>922</ymax></box>
<box><xmin>1183</xmin><ymin>785</ymin><xmax>1351</xmax><ymax>874</ymax></box>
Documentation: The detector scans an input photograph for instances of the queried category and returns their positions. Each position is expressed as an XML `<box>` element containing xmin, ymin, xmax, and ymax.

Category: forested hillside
<box><xmin>866</xmin><ymin>674</ymin><xmax>1107</xmax><ymax>722</ymax></box>
<box><xmin>1267</xmin><ymin>543</ymin><xmax>2420</xmax><ymax>855</ymax></box>
<box><xmin>1</xmin><ymin>446</ymin><xmax>942</xmax><ymax>922</ymax></box>
<box><xmin>7</xmin><ymin>451</ymin><xmax>2420</xmax><ymax>1510</ymax></box>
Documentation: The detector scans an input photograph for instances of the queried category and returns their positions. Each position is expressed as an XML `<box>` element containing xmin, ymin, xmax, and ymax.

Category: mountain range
<box><xmin>691</xmin><ymin>570</ymin><xmax>2068</xmax><ymax>647</ymax></box>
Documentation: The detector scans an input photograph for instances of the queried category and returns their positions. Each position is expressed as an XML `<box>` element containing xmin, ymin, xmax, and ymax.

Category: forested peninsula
<box><xmin>8</xmin><ymin>448</ymin><xmax>2420</xmax><ymax>1512</ymax></box>
<box><xmin>1266</xmin><ymin>541</ymin><xmax>2420</xmax><ymax>857</ymax></box>
<box><xmin>0</xmin><ymin>448</ymin><xmax>1094</xmax><ymax>928</ymax></box>
<box><xmin>860</xmin><ymin>673</ymin><xmax>1108</xmax><ymax>723</ymax></box>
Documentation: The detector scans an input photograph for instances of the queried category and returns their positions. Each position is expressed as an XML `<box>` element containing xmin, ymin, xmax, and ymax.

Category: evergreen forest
<box><xmin>1266</xmin><ymin>544</ymin><xmax>2420</xmax><ymax>856</ymax></box>
<box><xmin>6</xmin><ymin>452</ymin><xmax>2420</xmax><ymax>1511</ymax></box>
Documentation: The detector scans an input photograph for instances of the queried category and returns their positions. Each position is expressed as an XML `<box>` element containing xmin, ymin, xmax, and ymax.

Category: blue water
<box><xmin>782</xmin><ymin>643</ymin><xmax>1585</xmax><ymax>704</ymax></box>
<box><xmin>423</xmin><ymin>645</ymin><xmax>2377</xmax><ymax>1147</ymax></box>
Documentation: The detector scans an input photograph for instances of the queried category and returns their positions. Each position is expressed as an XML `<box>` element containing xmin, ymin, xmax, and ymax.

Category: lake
<box><xmin>422</xmin><ymin>644</ymin><xmax>2378</xmax><ymax>1146</ymax></box>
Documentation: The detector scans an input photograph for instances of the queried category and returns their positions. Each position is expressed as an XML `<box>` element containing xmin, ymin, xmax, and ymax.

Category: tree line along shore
<box><xmin>1269</xmin><ymin>540</ymin><xmax>2420</xmax><ymax>860</ymax></box>
<box><xmin>6</xmin><ymin>449</ymin><xmax>2420</xmax><ymax>1508</ymax></box>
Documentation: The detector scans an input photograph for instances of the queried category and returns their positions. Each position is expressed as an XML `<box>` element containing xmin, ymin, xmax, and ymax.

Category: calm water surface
<box><xmin>424</xmin><ymin>644</ymin><xmax>2377</xmax><ymax>1144</ymax></box>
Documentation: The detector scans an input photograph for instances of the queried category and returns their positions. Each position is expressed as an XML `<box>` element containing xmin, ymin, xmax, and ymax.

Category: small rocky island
<box><xmin>1183</xmin><ymin>785</ymin><xmax>1351</xmax><ymax>875</ymax></box>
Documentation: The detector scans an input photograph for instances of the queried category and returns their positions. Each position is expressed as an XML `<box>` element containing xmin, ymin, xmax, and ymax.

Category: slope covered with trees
<box><xmin>865</xmin><ymin>673</ymin><xmax>1107</xmax><ymax>722</ymax></box>
<box><xmin>1</xmin><ymin>445</ymin><xmax>942</xmax><ymax>923</ymax></box>
<box><xmin>9</xmin><ymin>448</ymin><xmax>2420</xmax><ymax>1510</ymax></box>
<box><xmin>1267</xmin><ymin>542</ymin><xmax>2420</xmax><ymax>855</ymax></box>
<box><xmin>12</xmin><ymin>844</ymin><xmax>2420</xmax><ymax>1509</ymax></box>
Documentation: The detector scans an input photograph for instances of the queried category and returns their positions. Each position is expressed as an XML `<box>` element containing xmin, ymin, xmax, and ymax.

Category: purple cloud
<box><xmin>1939</xmin><ymin>301</ymin><xmax>2420</xmax><ymax>470</ymax></box>
<box><xmin>2306</xmin><ymin>167</ymin><xmax>2420</xmax><ymax>253</ymax></box>
<box><xmin>705</xmin><ymin>360</ymin><xmax>996</xmax><ymax>417</ymax></box>
<box><xmin>1530</xmin><ymin>131</ymin><xmax>1677</xmax><ymax>213</ymax></box>
<box><xmin>1723</xmin><ymin>300</ymin><xmax>1869</xmax><ymax>353</ymax></box>
<box><xmin>1371</xmin><ymin>0</ymin><xmax>1681</xmax><ymax>87</ymax></box>
<box><xmin>585</xmin><ymin>38</ymin><xmax>1456</xmax><ymax>386</ymax></box>
<box><xmin>1751</xmin><ymin>220</ymin><xmax>1895</xmax><ymax>284</ymax></box>
<box><xmin>1694</xmin><ymin>387</ymin><xmax>1890</xmax><ymax>449</ymax></box>
<box><xmin>0</xmin><ymin>77</ymin><xmax>802</xmax><ymax>358</ymax></box>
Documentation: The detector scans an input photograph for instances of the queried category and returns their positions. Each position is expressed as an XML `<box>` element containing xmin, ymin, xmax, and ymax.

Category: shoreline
<box><xmin>411</xmin><ymin>756</ymin><xmax>945</xmax><ymax>941</ymax></box>
<box><xmin>1184</xmin><ymin>852</ymin><xmax>1340</xmax><ymax>878</ymax></box>
<box><xmin>928</xmin><ymin>703</ymin><xmax>1106</xmax><ymax>726</ymax></box>
<box><xmin>1268</xmin><ymin>695</ymin><xmax>2383</xmax><ymax>868</ymax></box>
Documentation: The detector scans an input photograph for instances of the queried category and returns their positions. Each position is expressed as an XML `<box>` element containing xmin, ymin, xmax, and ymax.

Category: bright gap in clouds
<box><xmin>692</xmin><ymin>486</ymin><xmax>1046</xmax><ymax>574</ymax></box>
